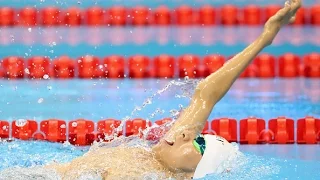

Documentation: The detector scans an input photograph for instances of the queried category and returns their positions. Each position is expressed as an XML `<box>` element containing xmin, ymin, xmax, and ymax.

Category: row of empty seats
<box><xmin>1</xmin><ymin>53</ymin><xmax>319</xmax><ymax>79</ymax></box>
<box><xmin>0</xmin><ymin>5</ymin><xmax>320</xmax><ymax>26</ymax></box>
<box><xmin>0</xmin><ymin>117</ymin><xmax>319</xmax><ymax>145</ymax></box>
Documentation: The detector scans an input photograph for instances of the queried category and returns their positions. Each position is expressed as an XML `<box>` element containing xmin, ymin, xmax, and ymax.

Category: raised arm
<box><xmin>165</xmin><ymin>0</ymin><xmax>302</xmax><ymax>139</ymax></box>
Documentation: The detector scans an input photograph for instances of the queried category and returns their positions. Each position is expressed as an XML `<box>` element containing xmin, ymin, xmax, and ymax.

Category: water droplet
<box><xmin>24</xmin><ymin>68</ymin><xmax>30</xmax><ymax>74</ymax></box>
<box><xmin>47</xmin><ymin>86</ymin><xmax>52</xmax><ymax>90</ymax></box>
<box><xmin>43</xmin><ymin>74</ymin><xmax>49</xmax><ymax>79</ymax></box>
<box><xmin>38</xmin><ymin>98</ymin><xmax>44</xmax><ymax>103</ymax></box>
<box><xmin>28</xmin><ymin>28</ymin><xmax>32</xmax><ymax>32</ymax></box>
<box><xmin>60</xmin><ymin>124</ymin><xmax>66</xmax><ymax>128</ymax></box>
<box><xmin>72</xmin><ymin>122</ymin><xmax>77</xmax><ymax>127</ymax></box>
<box><xmin>15</xmin><ymin>119</ymin><xmax>27</xmax><ymax>127</ymax></box>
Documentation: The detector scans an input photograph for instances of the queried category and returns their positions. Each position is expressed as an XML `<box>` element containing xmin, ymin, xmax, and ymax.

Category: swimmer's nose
<box><xmin>181</xmin><ymin>133</ymin><xmax>190</xmax><ymax>141</ymax></box>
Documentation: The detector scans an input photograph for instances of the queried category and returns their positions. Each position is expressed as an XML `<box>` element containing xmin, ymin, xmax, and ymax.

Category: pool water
<box><xmin>0</xmin><ymin>79</ymin><xmax>319</xmax><ymax>179</ymax></box>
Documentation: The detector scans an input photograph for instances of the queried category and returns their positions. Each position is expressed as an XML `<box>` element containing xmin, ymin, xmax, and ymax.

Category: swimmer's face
<box><xmin>152</xmin><ymin>128</ymin><xmax>202</xmax><ymax>173</ymax></box>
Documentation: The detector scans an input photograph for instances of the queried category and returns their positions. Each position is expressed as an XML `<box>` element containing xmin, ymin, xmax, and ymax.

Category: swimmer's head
<box><xmin>152</xmin><ymin>131</ymin><xmax>237</xmax><ymax>179</ymax></box>
<box><xmin>152</xmin><ymin>128</ymin><xmax>202</xmax><ymax>174</ymax></box>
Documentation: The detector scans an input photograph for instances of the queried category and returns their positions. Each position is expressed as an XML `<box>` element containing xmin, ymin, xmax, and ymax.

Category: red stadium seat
<box><xmin>278</xmin><ymin>53</ymin><xmax>301</xmax><ymax>78</ymax></box>
<box><xmin>240</xmin><ymin>118</ymin><xmax>266</xmax><ymax>144</ymax></box>
<box><xmin>12</xmin><ymin>120</ymin><xmax>38</xmax><ymax>140</ymax></box>
<box><xmin>103</xmin><ymin>55</ymin><xmax>125</xmax><ymax>78</ymax></box>
<box><xmin>128</xmin><ymin>55</ymin><xmax>151</xmax><ymax>78</ymax></box>
<box><xmin>153</xmin><ymin>6</ymin><xmax>171</xmax><ymax>25</ymax></box>
<box><xmin>264</xmin><ymin>5</ymin><xmax>281</xmax><ymax>22</ymax></box>
<box><xmin>203</xmin><ymin>54</ymin><xmax>225</xmax><ymax>76</ymax></box>
<box><xmin>154</xmin><ymin>55</ymin><xmax>175</xmax><ymax>78</ymax></box>
<box><xmin>211</xmin><ymin>118</ymin><xmax>237</xmax><ymax>142</ymax></box>
<box><xmin>18</xmin><ymin>7</ymin><xmax>37</xmax><ymax>26</ymax></box>
<box><xmin>77</xmin><ymin>55</ymin><xmax>102</xmax><ymax>78</ymax></box>
<box><xmin>0</xmin><ymin>120</ymin><xmax>9</xmax><ymax>139</ymax></box>
<box><xmin>292</xmin><ymin>7</ymin><xmax>306</xmax><ymax>25</ymax></box>
<box><xmin>221</xmin><ymin>5</ymin><xmax>239</xmax><ymax>25</ymax></box>
<box><xmin>97</xmin><ymin>119</ymin><xmax>122</xmax><ymax>141</ymax></box>
<box><xmin>41</xmin><ymin>7</ymin><xmax>60</xmax><ymax>26</ymax></box>
<box><xmin>63</xmin><ymin>7</ymin><xmax>82</xmax><ymax>26</ymax></box>
<box><xmin>268</xmin><ymin>117</ymin><xmax>294</xmax><ymax>144</ymax></box>
<box><xmin>243</xmin><ymin>5</ymin><xmax>262</xmax><ymax>25</ymax></box>
<box><xmin>297</xmin><ymin>117</ymin><xmax>320</xmax><ymax>144</ymax></box>
<box><xmin>254</xmin><ymin>54</ymin><xmax>276</xmax><ymax>78</ymax></box>
<box><xmin>40</xmin><ymin>119</ymin><xmax>66</xmax><ymax>142</ymax></box>
<box><xmin>155</xmin><ymin>118</ymin><xmax>172</xmax><ymax>126</ymax></box>
<box><xmin>175</xmin><ymin>5</ymin><xmax>194</xmax><ymax>25</ymax></box>
<box><xmin>107</xmin><ymin>6</ymin><xmax>127</xmax><ymax>26</ymax></box>
<box><xmin>2</xmin><ymin>56</ymin><xmax>25</xmax><ymax>79</ymax></box>
<box><xmin>131</xmin><ymin>6</ymin><xmax>150</xmax><ymax>25</ymax></box>
<box><xmin>68</xmin><ymin>119</ymin><xmax>95</xmax><ymax>146</ymax></box>
<box><xmin>198</xmin><ymin>5</ymin><xmax>216</xmax><ymax>25</ymax></box>
<box><xmin>53</xmin><ymin>56</ymin><xmax>75</xmax><ymax>78</ymax></box>
<box><xmin>178</xmin><ymin>54</ymin><xmax>200</xmax><ymax>78</ymax></box>
<box><xmin>311</xmin><ymin>5</ymin><xmax>320</xmax><ymax>25</ymax></box>
<box><xmin>0</xmin><ymin>7</ymin><xmax>15</xmax><ymax>26</ymax></box>
<box><xmin>86</xmin><ymin>6</ymin><xmax>104</xmax><ymax>26</ymax></box>
<box><xmin>125</xmin><ymin>118</ymin><xmax>152</xmax><ymax>136</ymax></box>
<box><xmin>303</xmin><ymin>53</ymin><xmax>320</xmax><ymax>78</ymax></box>
<box><xmin>27</xmin><ymin>56</ymin><xmax>50</xmax><ymax>79</ymax></box>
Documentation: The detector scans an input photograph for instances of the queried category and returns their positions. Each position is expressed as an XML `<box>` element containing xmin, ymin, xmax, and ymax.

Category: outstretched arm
<box><xmin>165</xmin><ymin>0</ymin><xmax>302</xmax><ymax>139</ymax></box>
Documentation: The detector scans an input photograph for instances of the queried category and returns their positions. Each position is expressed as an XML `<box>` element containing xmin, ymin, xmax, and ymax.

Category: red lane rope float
<box><xmin>303</xmin><ymin>53</ymin><xmax>320</xmax><ymax>78</ymax></box>
<box><xmin>12</xmin><ymin>120</ymin><xmax>38</xmax><ymax>140</ymax></box>
<box><xmin>1</xmin><ymin>5</ymin><xmax>319</xmax><ymax>27</ymax></box>
<box><xmin>278</xmin><ymin>53</ymin><xmax>302</xmax><ymax>78</ymax></box>
<box><xmin>211</xmin><ymin>118</ymin><xmax>237</xmax><ymax>142</ymax></box>
<box><xmin>153</xmin><ymin>6</ymin><xmax>171</xmax><ymax>25</ymax></box>
<box><xmin>0</xmin><ymin>53</ymin><xmax>320</xmax><ymax>79</ymax></box>
<box><xmin>53</xmin><ymin>56</ymin><xmax>76</xmax><ymax>79</ymax></box>
<box><xmin>0</xmin><ymin>116</ymin><xmax>319</xmax><ymax>145</ymax></box>
<box><xmin>297</xmin><ymin>117</ymin><xmax>320</xmax><ymax>144</ymax></box>
<box><xmin>2</xmin><ymin>56</ymin><xmax>25</xmax><ymax>79</ymax></box>
<box><xmin>68</xmin><ymin>119</ymin><xmax>95</xmax><ymax>146</ymax></box>
<box><xmin>27</xmin><ymin>56</ymin><xmax>51</xmax><ymax>79</ymax></box>
<box><xmin>64</xmin><ymin>7</ymin><xmax>82</xmax><ymax>26</ymax></box>
<box><xmin>40</xmin><ymin>119</ymin><xmax>67</xmax><ymax>143</ymax></box>
<box><xmin>97</xmin><ymin>119</ymin><xmax>122</xmax><ymax>141</ymax></box>
<box><xmin>153</xmin><ymin>55</ymin><xmax>175</xmax><ymax>78</ymax></box>
<box><xmin>18</xmin><ymin>7</ymin><xmax>37</xmax><ymax>26</ymax></box>
<box><xmin>41</xmin><ymin>7</ymin><xmax>61</xmax><ymax>26</ymax></box>
<box><xmin>0</xmin><ymin>120</ymin><xmax>9</xmax><ymax>139</ymax></box>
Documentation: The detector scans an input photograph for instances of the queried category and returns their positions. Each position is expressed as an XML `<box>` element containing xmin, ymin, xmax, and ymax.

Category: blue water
<box><xmin>0</xmin><ymin>79</ymin><xmax>319</xmax><ymax>179</ymax></box>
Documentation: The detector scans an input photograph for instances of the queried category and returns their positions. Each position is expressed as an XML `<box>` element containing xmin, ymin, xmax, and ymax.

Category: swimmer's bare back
<box><xmin>164</xmin><ymin>0</ymin><xmax>302</xmax><ymax>141</ymax></box>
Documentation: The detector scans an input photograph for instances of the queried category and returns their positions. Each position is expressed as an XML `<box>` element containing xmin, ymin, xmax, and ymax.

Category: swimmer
<box><xmin>0</xmin><ymin>0</ymin><xmax>301</xmax><ymax>179</ymax></box>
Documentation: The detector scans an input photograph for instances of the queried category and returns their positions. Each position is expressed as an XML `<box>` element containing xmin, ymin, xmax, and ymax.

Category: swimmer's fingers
<box><xmin>289</xmin><ymin>0</ymin><xmax>302</xmax><ymax>15</ymax></box>
<box><xmin>287</xmin><ymin>0</ymin><xmax>302</xmax><ymax>23</ymax></box>
<box><xmin>272</xmin><ymin>3</ymin><xmax>291</xmax><ymax>22</ymax></box>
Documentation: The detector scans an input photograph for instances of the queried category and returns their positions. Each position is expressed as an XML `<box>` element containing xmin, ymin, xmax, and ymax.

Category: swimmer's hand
<box><xmin>263</xmin><ymin>0</ymin><xmax>302</xmax><ymax>45</ymax></box>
